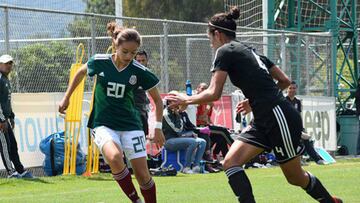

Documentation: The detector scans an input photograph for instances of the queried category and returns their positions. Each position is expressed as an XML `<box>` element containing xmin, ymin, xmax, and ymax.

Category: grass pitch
<box><xmin>0</xmin><ymin>158</ymin><xmax>359</xmax><ymax>203</ymax></box>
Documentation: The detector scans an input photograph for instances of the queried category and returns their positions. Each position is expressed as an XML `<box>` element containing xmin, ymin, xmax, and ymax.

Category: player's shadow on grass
<box><xmin>0</xmin><ymin>177</ymin><xmax>50</xmax><ymax>185</ymax></box>
<box><xmin>87</xmin><ymin>176</ymin><xmax>114</xmax><ymax>181</ymax></box>
<box><xmin>21</xmin><ymin>177</ymin><xmax>50</xmax><ymax>183</ymax></box>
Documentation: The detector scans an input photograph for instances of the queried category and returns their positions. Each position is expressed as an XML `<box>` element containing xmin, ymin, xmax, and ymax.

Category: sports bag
<box><xmin>39</xmin><ymin>132</ymin><xmax>86</xmax><ymax>176</ymax></box>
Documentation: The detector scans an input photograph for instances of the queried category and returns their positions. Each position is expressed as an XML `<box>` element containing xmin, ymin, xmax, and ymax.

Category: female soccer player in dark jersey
<box><xmin>59</xmin><ymin>22</ymin><xmax>165</xmax><ymax>203</ymax></box>
<box><xmin>166</xmin><ymin>7</ymin><xmax>342</xmax><ymax>203</ymax></box>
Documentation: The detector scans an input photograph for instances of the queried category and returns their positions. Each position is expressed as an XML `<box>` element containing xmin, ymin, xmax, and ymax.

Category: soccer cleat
<box><xmin>192</xmin><ymin>166</ymin><xmax>209</xmax><ymax>174</ymax></box>
<box><xmin>182</xmin><ymin>167</ymin><xmax>193</xmax><ymax>174</ymax></box>
<box><xmin>133</xmin><ymin>199</ymin><xmax>143</xmax><ymax>203</ymax></box>
<box><xmin>20</xmin><ymin>171</ymin><xmax>34</xmax><ymax>178</ymax></box>
<box><xmin>192</xmin><ymin>166</ymin><xmax>201</xmax><ymax>173</ymax></box>
<box><xmin>332</xmin><ymin>196</ymin><xmax>343</xmax><ymax>203</ymax></box>
<box><xmin>7</xmin><ymin>172</ymin><xmax>20</xmax><ymax>178</ymax></box>
<box><xmin>316</xmin><ymin>160</ymin><xmax>327</xmax><ymax>165</ymax></box>
<box><xmin>205</xmin><ymin>164</ymin><xmax>220</xmax><ymax>173</ymax></box>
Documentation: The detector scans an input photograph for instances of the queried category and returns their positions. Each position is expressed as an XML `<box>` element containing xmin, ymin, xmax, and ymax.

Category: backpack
<box><xmin>336</xmin><ymin>145</ymin><xmax>349</xmax><ymax>156</ymax></box>
<box><xmin>39</xmin><ymin>132</ymin><xmax>86</xmax><ymax>176</ymax></box>
<box><xmin>147</xmin><ymin>154</ymin><xmax>162</xmax><ymax>169</ymax></box>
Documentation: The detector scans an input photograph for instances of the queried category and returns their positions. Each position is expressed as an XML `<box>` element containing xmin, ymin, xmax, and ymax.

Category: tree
<box><xmin>85</xmin><ymin>0</ymin><xmax>115</xmax><ymax>14</ymax></box>
<box><xmin>68</xmin><ymin>0</ymin><xmax>224</xmax><ymax>37</ymax></box>
<box><xmin>67</xmin><ymin>0</ymin><xmax>110</xmax><ymax>37</ymax></box>
<box><xmin>149</xmin><ymin>52</ymin><xmax>185</xmax><ymax>91</ymax></box>
<box><xmin>123</xmin><ymin>0</ymin><xmax>223</xmax><ymax>22</ymax></box>
<box><xmin>67</xmin><ymin>0</ymin><xmax>123</xmax><ymax>52</ymax></box>
<box><xmin>68</xmin><ymin>0</ymin><xmax>224</xmax><ymax>45</ymax></box>
<box><xmin>11</xmin><ymin>42</ymin><xmax>74</xmax><ymax>93</ymax></box>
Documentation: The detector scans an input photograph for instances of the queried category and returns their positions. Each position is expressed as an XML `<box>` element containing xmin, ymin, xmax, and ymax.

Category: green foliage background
<box><xmin>11</xmin><ymin>42</ymin><xmax>73</xmax><ymax>92</ymax></box>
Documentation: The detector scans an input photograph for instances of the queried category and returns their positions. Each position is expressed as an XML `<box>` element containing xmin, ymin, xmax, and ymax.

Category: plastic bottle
<box><xmin>242</xmin><ymin>117</ymin><xmax>247</xmax><ymax>128</ymax></box>
<box><xmin>185</xmin><ymin>79</ymin><xmax>192</xmax><ymax>96</ymax></box>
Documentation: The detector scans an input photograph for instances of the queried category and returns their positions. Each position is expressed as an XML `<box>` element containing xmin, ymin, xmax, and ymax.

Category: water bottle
<box><xmin>242</xmin><ymin>117</ymin><xmax>247</xmax><ymax>128</ymax></box>
<box><xmin>185</xmin><ymin>79</ymin><xmax>192</xmax><ymax>96</ymax></box>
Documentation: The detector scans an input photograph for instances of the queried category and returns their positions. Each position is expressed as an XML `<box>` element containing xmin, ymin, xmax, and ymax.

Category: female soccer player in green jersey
<box><xmin>59</xmin><ymin>21</ymin><xmax>165</xmax><ymax>203</ymax></box>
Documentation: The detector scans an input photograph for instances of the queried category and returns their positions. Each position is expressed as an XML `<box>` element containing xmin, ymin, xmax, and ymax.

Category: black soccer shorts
<box><xmin>238</xmin><ymin>100</ymin><xmax>305</xmax><ymax>163</ymax></box>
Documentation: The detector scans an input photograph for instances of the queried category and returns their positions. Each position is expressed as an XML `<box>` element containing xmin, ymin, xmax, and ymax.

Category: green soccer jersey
<box><xmin>87</xmin><ymin>54</ymin><xmax>159</xmax><ymax>131</ymax></box>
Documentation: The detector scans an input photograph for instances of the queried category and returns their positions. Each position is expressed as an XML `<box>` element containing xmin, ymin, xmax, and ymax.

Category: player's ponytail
<box><xmin>107</xmin><ymin>21</ymin><xmax>123</xmax><ymax>49</ymax></box>
<box><xmin>208</xmin><ymin>7</ymin><xmax>239</xmax><ymax>39</ymax></box>
<box><xmin>106</xmin><ymin>21</ymin><xmax>141</xmax><ymax>49</ymax></box>
<box><xmin>227</xmin><ymin>6</ymin><xmax>240</xmax><ymax>20</ymax></box>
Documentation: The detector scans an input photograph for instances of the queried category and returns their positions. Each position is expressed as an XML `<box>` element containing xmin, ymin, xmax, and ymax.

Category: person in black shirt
<box><xmin>166</xmin><ymin>7</ymin><xmax>341</xmax><ymax>203</ymax></box>
<box><xmin>286</xmin><ymin>81</ymin><xmax>325</xmax><ymax>165</ymax></box>
<box><xmin>134</xmin><ymin>50</ymin><xmax>151</xmax><ymax>135</ymax></box>
<box><xmin>0</xmin><ymin>54</ymin><xmax>33</xmax><ymax>178</ymax></box>
<box><xmin>162</xmin><ymin>94</ymin><xmax>207</xmax><ymax>174</ymax></box>
<box><xmin>355</xmin><ymin>78</ymin><xmax>360</xmax><ymax>155</ymax></box>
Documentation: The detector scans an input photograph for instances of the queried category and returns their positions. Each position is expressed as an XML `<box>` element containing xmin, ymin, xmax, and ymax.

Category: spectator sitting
<box><xmin>196</xmin><ymin>83</ymin><xmax>233</xmax><ymax>161</ymax></box>
<box><xmin>162</xmin><ymin>91</ymin><xmax>207</xmax><ymax>174</ymax></box>
<box><xmin>176</xmin><ymin>104</ymin><xmax>220</xmax><ymax>173</ymax></box>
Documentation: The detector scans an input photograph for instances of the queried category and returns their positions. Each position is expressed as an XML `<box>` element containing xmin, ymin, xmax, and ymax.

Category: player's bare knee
<box><xmin>106</xmin><ymin>152</ymin><xmax>123</xmax><ymax>164</ymax></box>
<box><xmin>223</xmin><ymin>157</ymin><xmax>237</xmax><ymax>170</ymax></box>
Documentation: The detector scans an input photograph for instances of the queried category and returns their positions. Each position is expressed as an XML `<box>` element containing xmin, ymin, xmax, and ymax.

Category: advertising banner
<box><xmin>0</xmin><ymin>93</ymin><xmax>90</xmax><ymax>170</ymax></box>
<box><xmin>231</xmin><ymin>95</ymin><xmax>337</xmax><ymax>151</ymax></box>
<box><xmin>0</xmin><ymin>93</ymin><xmax>336</xmax><ymax>170</ymax></box>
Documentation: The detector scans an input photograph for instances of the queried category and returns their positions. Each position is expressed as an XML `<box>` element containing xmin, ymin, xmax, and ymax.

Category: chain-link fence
<box><xmin>0</xmin><ymin>5</ymin><xmax>333</xmax><ymax>96</ymax></box>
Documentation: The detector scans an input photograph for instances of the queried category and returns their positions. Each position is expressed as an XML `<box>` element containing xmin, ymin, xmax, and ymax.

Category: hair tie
<box><xmin>208</xmin><ymin>22</ymin><xmax>236</xmax><ymax>33</ymax></box>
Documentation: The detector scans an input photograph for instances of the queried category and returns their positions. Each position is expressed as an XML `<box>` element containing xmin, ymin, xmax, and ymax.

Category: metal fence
<box><xmin>0</xmin><ymin>5</ymin><xmax>333</xmax><ymax>96</ymax></box>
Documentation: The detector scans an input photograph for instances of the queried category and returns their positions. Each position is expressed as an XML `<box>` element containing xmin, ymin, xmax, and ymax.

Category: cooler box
<box><xmin>160</xmin><ymin>148</ymin><xmax>186</xmax><ymax>171</ymax></box>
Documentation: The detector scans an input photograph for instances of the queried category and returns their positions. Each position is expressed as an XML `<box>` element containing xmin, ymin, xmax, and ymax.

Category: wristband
<box><xmin>154</xmin><ymin>122</ymin><xmax>162</xmax><ymax>129</ymax></box>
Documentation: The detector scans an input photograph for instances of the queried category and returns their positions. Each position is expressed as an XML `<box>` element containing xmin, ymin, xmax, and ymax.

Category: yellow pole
<box><xmin>84</xmin><ymin>77</ymin><xmax>97</xmax><ymax>176</ymax></box>
<box><xmin>63</xmin><ymin>43</ymin><xmax>86</xmax><ymax>175</ymax></box>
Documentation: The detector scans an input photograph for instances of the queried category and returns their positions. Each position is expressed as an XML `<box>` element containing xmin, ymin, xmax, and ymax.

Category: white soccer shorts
<box><xmin>93</xmin><ymin>126</ymin><xmax>147</xmax><ymax>160</ymax></box>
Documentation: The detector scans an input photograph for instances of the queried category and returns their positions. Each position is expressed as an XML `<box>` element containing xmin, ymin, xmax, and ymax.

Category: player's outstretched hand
<box><xmin>165</xmin><ymin>94</ymin><xmax>188</xmax><ymax>110</ymax></box>
<box><xmin>58</xmin><ymin>97</ymin><xmax>70</xmax><ymax>114</ymax></box>
<box><xmin>236</xmin><ymin>99</ymin><xmax>252</xmax><ymax>115</ymax></box>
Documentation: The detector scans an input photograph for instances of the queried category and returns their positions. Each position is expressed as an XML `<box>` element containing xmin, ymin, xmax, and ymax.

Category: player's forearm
<box><xmin>64</xmin><ymin>68</ymin><xmax>87</xmax><ymax>100</ymax></box>
<box><xmin>277</xmin><ymin>80</ymin><xmax>291</xmax><ymax>90</ymax></box>
<box><xmin>148</xmin><ymin>87</ymin><xmax>163</xmax><ymax>122</ymax></box>
<box><xmin>153</xmin><ymin>98</ymin><xmax>163</xmax><ymax>122</ymax></box>
<box><xmin>186</xmin><ymin>71</ymin><xmax>225</xmax><ymax>105</ymax></box>
<box><xmin>186</xmin><ymin>89</ymin><xmax>219</xmax><ymax>105</ymax></box>
<box><xmin>269</xmin><ymin>66</ymin><xmax>291</xmax><ymax>90</ymax></box>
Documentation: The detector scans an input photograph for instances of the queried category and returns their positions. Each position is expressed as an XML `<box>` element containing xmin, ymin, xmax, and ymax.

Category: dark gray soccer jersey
<box><xmin>134</xmin><ymin>87</ymin><xmax>149</xmax><ymax>115</ymax></box>
<box><xmin>211</xmin><ymin>40</ymin><xmax>284</xmax><ymax>118</ymax></box>
<box><xmin>87</xmin><ymin>54</ymin><xmax>159</xmax><ymax>131</ymax></box>
<box><xmin>0</xmin><ymin>73</ymin><xmax>14</xmax><ymax>122</ymax></box>
<box><xmin>286</xmin><ymin>96</ymin><xmax>302</xmax><ymax>113</ymax></box>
